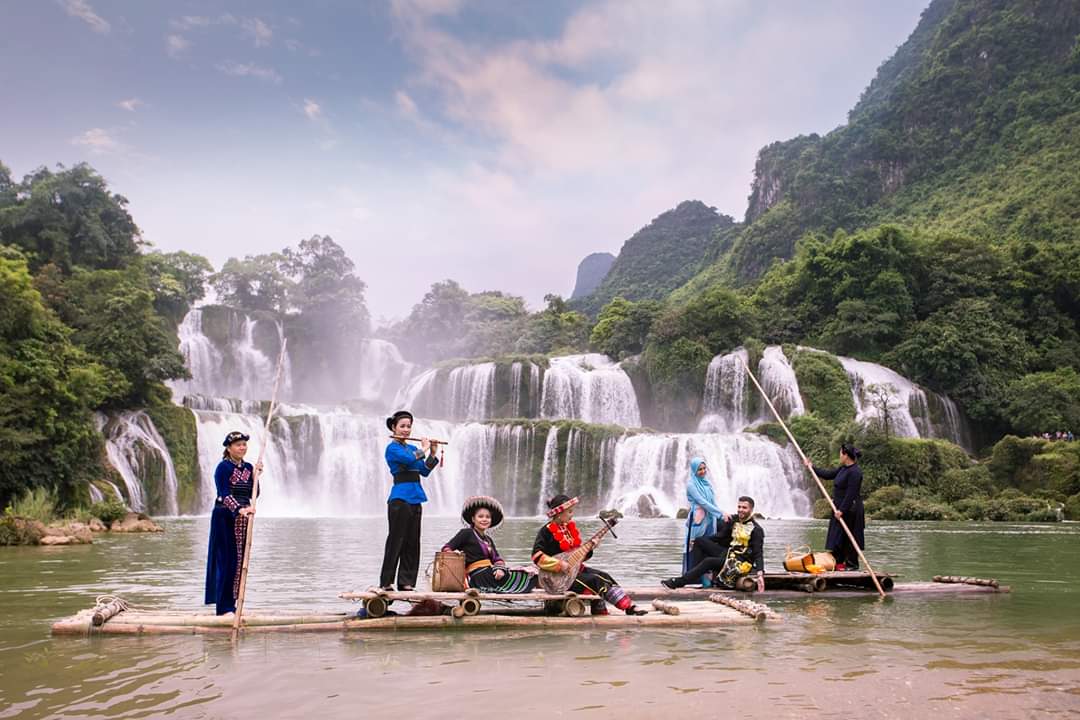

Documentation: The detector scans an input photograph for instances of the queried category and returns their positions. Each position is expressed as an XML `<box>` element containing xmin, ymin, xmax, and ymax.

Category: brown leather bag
<box><xmin>430</xmin><ymin>550</ymin><xmax>466</xmax><ymax>591</ymax></box>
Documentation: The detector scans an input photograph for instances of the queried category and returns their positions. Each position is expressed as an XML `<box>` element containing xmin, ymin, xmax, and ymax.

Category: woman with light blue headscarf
<box><xmin>684</xmin><ymin>457</ymin><xmax>728</xmax><ymax>586</ymax></box>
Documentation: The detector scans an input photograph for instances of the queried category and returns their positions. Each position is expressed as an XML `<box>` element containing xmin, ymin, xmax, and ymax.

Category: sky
<box><xmin>1</xmin><ymin>0</ymin><xmax>929</xmax><ymax>324</ymax></box>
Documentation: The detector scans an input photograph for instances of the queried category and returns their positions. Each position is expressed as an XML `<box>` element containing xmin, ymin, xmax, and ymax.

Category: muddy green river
<box><xmin>1</xmin><ymin>518</ymin><xmax>1078</xmax><ymax>719</ymax></box>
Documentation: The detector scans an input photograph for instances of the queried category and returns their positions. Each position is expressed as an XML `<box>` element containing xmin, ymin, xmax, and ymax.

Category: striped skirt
<box><xmin>467</xmin><ymin>566</ymin><xmax>538</xmax><ymax>593</ymax></box>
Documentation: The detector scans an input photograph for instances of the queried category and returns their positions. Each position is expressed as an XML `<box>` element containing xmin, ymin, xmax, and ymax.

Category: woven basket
<box><xmin>430</xmin><ymin>550</ymin><xmax>466</xmax><ymax>591</ymax></box>
<box><xmin>812</xmin><ymin>551</ymin><xmax>836</xmax><ymax>572</ymax></box>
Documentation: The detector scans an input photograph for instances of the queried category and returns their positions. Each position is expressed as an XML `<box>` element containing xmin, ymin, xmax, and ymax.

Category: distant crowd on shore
<box><xmin>1036</xmin><ymin>430</ymin><xmax>1075</xmax><ymax>441</ymax></box>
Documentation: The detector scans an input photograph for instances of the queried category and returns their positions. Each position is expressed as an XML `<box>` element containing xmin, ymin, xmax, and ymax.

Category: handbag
<box><xmin>430</xmin><ymin>550</ymin><xmax>466</xmax><ymax>591</ymax></box>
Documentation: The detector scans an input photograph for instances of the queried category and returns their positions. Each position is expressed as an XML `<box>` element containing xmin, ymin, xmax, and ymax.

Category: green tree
<box><xmin>589</xmin><ymin>297</ymin><xmax>662</xmax><ymax>359</ymax></box>
<box><xmin>651</xmin><ymin>285</ymin><xmax>752</xmax><ymax>355</ymax></box>
<box><xmin>518</xmin><ymin>295</ymin><xmax>590</xmax><ymax>355</ymax></box>
<box><xmin>281</xmin><ymin>235</ymin><xmax>370</xmax><ymax>338</ymax></box>
<box><xmin>0</xmin><ymin>163</ymin><xmax>140</xmax><ymax>272</ymax></box>
<box><xmin>1004</xmin><ymin>368</ymin><xmax>1080</xmax><ymax>436</ymax></box>
<box><xmin>143</xmin><ymin>251</ymin><xmax>214</xmax><ymax>323</ymax></box>
<box><xmin>211</xmin><ymin>253</ymin><xmax>291</xmax><ymax>314</ymax></box>
<box><xmin>0</xmin><ymin>254</ymin><xmax>110</xmax><ymax>507</ymax></box>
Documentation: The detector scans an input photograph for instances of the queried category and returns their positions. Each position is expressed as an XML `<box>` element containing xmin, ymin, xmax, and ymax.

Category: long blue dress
<box><xmin>205</xmin><ymin>458</ymin><xmax>255</xmax><ymax>615</ymax></box>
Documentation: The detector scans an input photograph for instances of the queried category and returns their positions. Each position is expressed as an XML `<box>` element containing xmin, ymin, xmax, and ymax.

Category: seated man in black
<box><xmin>661</xmin><ymin>495</ymin><xmax>764</xmax><ymax>591</ymax></box>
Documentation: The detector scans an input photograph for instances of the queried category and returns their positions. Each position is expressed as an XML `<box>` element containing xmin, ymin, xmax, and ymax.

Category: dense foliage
<box><xmin>0</xmin><ymin>162</ymin><xmax>209</xmax><ymax>508</ymax></box>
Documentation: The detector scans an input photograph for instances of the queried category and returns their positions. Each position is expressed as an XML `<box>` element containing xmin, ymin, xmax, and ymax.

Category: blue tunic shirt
<box><xmin>385</xmin><ymin>441</ymin><xmax>438</xmax><ymax>504</ymax></box>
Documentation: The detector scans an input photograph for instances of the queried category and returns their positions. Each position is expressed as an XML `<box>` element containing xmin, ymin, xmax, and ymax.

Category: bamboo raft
<box><xmin>52</xmin><ymin>597</ymin><xmax>763</xmax><ymax>636</ymax></box>
<box><xmin>50</xmin><ymin>574</ymin><xmax>1008</xmax><ymax>637</ymax></box>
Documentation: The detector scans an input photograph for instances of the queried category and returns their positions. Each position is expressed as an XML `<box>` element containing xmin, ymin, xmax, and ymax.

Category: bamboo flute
<box><xmin>232</xmin><ymin>339</ymin><xmax>288</xmax><ymax>634</ymax></box>
<box><xmin>740</xmin><ymin>358</ymin><xmax>887</xmax><ymax>599</ymax></box>
<box><xmin>388</xmin><ymin>435</ymin><xmax>450</xmax><ymax>444</ymax></box>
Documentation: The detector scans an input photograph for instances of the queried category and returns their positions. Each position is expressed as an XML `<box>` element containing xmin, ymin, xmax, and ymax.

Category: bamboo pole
<box><xmin>232</xmin><ymin>339</ymin><xmax>288</xmax><ymax>634</ymax></box>
<box><xmin>651</xmin><ymin>599</ymin><xmax>681</xmax><ymax>615</ymax></box>
<box><xmin>740</xmin><ymin>358</ymin><xmax>887</xmax><ymax>599</ymax></box>
<box><xmin>707</xmin><ymin>593</ymin><xmax>769</xmax><ymax>622</ymax></box>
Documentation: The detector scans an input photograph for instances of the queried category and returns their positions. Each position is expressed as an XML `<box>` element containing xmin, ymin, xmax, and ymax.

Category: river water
<box><xmin>1</xmin><ymin>518</ymin><xmax>1078</xmax><ymax>719</ymax></box>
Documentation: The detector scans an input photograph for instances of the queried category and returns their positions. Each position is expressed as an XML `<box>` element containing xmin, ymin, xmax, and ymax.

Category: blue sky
<box><xmin>1</xmin><ymin>0</ymin><xmax>928</xmax><ymax>323</ymax></box>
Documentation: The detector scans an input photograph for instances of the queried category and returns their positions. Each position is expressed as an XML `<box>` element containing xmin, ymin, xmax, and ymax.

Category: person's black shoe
<box><xmin>661</xmin><ymin>578</ymin><xmax>680</xmax><ymax>590</ymax></box>
<box><xmin>626</xmin><ymin>605</ymin><xmax>648</xmax><ymax>616</ymax></box>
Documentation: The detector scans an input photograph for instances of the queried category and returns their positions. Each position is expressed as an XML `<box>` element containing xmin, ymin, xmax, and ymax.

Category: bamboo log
<box><xmin>92</xmin><ymin>597</ymin><xmax>128</xmax><ymax>626</ymax></box>
<box><xmin>739</xmin><ymin>358</ymin><xmax>887</xmax><ymax>599</ymax></box>
<box><xmin>651</xmin><ymin>600</ymin><xmax>681</xmax><ymax>616</ymax></box>
<box><xmin>933</xmin><ymin>575</ymin><xmax>999</xmax><ymax>588</ymax></box>
<box><xmin>233</xmin><ymin>339</ymin><xmax>288</xmax><ymax>634</ymax></box>
<box><xmin>707</xmin><ymin>594</ymin><xmax>769</xmax><ymax>622</ymax></box>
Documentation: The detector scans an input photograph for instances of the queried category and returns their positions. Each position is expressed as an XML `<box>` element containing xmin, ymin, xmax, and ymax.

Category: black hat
<box><xmin>462</xmin><ymin>495</ymin><xmax>504</xmax><ymax>528</ymax></box>
<box><xmin>223</xmin><ymin>431</ymin><xmax>250</xmax><ymax>447</ymax></box>
<box><xmin>386</xmin><ymin>410</ymin><xmax>414</xmax><ymax>431</ymax></box>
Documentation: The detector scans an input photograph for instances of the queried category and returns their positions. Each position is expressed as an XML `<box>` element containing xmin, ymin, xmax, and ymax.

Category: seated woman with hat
<box><xmin>442</xmin><ymin>496</ymin><xmax>537</xmax><ymax>593</ymax></box>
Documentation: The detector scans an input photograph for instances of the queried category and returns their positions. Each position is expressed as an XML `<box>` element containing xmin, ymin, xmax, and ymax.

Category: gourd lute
<box><xmin>537</xmin><ymin>517</ymin><xmax>618</xmax><ymax>594</ymax></box>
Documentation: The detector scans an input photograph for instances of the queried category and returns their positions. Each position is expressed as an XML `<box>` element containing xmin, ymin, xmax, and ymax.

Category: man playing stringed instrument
<box><xmin>532</xmin><ymin>494</ymin><xmax>647</xmax><ymax>616</ymax></box>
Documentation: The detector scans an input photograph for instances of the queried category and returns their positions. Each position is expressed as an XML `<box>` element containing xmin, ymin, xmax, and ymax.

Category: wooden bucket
<box><xmin>430</xmin><ymin>551</ymin><xmax>466</xmax><ymax>591</ymax></box>
<box><xmin>783</xmin><ymin>545</ymin><xmax>814</xmax><ymax>572</ymax></box>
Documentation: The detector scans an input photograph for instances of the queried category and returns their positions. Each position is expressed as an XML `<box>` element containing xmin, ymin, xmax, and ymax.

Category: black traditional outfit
<box><xmin>442</xmin><ymin>496</ymin><xmax>537</xmax><ymax>593</ymax></box>
<box><xmin>664</xmin><ymin>515</ymin><xmax>764</xmax><ymax>589</ymax></box>
<box><xmin>531</xmin><ymin>495</ymin><xmax>645</xmax><ymax>615</ymax></box>
<box><xmin>380</xmin><ymin>411</ymin><xmax>439</xmax><ymax>590</ymax></box>
<box><xmin>205</xmin><ymin>433</ymin><xmax>258</xmax><ymax>615</ymax></box>
<box><xmin>813</xmin><ymin>461</ymin><xmax>865</xmax><ymax>570</ymax></box>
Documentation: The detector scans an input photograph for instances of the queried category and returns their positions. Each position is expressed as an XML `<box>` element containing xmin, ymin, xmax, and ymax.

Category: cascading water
<box><xmin>354</xmin><ymin>339</ymin><xmax>417</xmax><ymax>406</ymax></box>
<box><xmin>837</xmin><ymin>355</ymin><xmax>971</xmax><ymax>448</ymax></box>
<box><xmin>394</xmin><ymin>363</ymin><xmax>497</xmax><ymax>421</ymax></box>
<box><xmin>540</xmin><ymin>354</ymin><xmax>641</xmax><ymax>427</ymax></box>
<box><xmin>698</xmin><ymin>346</ymin><xmax>803</xmax><ymax>432</ymax></box>
<box><xmin>603</xmin><ymin>432</ymin><xmax>810</xmax><ymax>519</ymax></box>
<box><xmin>698</xmin><ymin>348</ymin><xmax>751</xmax><ymax>433</ymax></box>
<box><xmin>169</xmin><ymin>308</ymin><xmax>291</xmax><ymax>402</ymax></box>
<box><xmin>97</xmin><ymin>412</ymin><xmax>180</xmax><ymax>515</ymax></box>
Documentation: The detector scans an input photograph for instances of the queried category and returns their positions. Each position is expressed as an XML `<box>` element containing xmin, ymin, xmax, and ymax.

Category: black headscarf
<box><xmin>386</xmin><ymin>410</ymin><xmax>414</xmax><ymax>432</ymax></box>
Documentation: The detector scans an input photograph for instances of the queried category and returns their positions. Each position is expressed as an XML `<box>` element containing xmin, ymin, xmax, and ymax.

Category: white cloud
<box><xmin>59</xmin><ymin>0</ymin><xmax>110</xmax><ymax>34</ymax></box>
<box><xmin>217</xmin><ymin>61</ymin><xmax>283</xmax><ymax>84</ymax></box>
<box><xmin>117</xmin><ymin>98</ymin><xmax>142</xmax><ymax>112</ymax></box>
<box><xmin>243</xmin><ymin>18</ymin><xmax>273</xmax><ymax>47</ymax></box>
<box><xmin>165</xmin><ymin>34</ymin><xmax>189</xmax><ymax>58</ymax></box>
<box><xmin>70</xmin><ymin>128</ymin><xmax>123</xmax><ymax>154</ymax></box>
<box><xmin>303</xmin><ymin>98</ymin><xmax>322</xmax><ymax>120</ymax></box>
<box><xmin>170</xmin><ymin>14</ymin><xmax>235</xmax><ymax>31</ymax></box>
<box><xmin>395</xmin><ymin>90</ymin><xmax>419</xmax><ymax>117</ymax></box>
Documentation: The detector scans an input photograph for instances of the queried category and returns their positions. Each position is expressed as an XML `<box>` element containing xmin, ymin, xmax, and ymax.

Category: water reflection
<box><xmin>1</xmin><ymin>518</ymin><xmax>1078</xmax><ymax>719</ymax></box>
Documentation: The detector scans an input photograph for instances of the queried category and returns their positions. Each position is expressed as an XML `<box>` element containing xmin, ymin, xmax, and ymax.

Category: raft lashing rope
<box><xmin>91</xmin><ymin>595</ymin><xmax>130</xmax><ymax>626</ymax></box>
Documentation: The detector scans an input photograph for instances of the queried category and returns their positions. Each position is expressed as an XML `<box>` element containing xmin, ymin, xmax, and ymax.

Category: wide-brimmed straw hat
<box><xmin>462</xmin><ymin>495</ymin><xmax>504</xmax><ymax>527</ymax></box>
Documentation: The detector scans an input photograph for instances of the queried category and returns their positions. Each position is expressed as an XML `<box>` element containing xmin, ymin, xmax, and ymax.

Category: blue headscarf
<box><xmin>686</xmin><ymin>457</ymin><xmax>724</xmax><ymax>540</ymax></box>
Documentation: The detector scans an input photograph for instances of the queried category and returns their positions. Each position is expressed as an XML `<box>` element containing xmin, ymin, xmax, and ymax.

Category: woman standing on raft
<box><xmin>380</xmin><ymin>410</ymin><xmax>440</xmax><ymax>591</ymax></box>
<box><xmin>805</xmin><ymin>444</ymin><xmax>865</xmax><ymax>571</ymax></box>
<box><xmin>205</xmin><ymin>431</ymin><xmax>263</xmax><ymax>616</ymax></box>
<box><xmin>442</xmin><ymin>496</ymin><xmax>537</xmax><ymax>593</ymax></box>
<box><xmin>684</xmin><ymin>457</ymin><xmax>727</xmax><ymax>586</ymax></box>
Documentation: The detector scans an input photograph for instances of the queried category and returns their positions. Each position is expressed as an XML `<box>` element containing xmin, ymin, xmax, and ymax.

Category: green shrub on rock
<box><xmin>90</xmin><ymin>500</ymin><xmax>128</xmax><ymax>525</ymax></box>
<box><xmin>1064</xmin><ymin>493</ymin><xmax>1080</xmax><ymax>520</ymax></box>
<box><xmin>859</xmin><ymin>435</ymin><xmax>970</xmax><ymax>493</ymax></box>
<box><xmin>812</xmin><ymin>498</ymin><xmax>833</xmax><ymax>519</ymax></box>
<box><xmin>787</xmin><ymin>413</ymin><xmax>835</xmax><ymax>467</ymax></box>
<box><xmin>791</xmin><ymin>350</ymin><xmax>855</xmax><ymax>427</ymax></box>
<box><xmin>864</xmin><ymin>484</ymin><xmax>905</xmax><ymax>516</ymax></box>
<box><xmin>931</xmin><ymin>466</ymin><xmax>993</xmax><ymax>503</ymax></box>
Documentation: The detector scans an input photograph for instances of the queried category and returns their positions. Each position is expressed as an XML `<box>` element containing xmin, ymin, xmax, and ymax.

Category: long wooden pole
<box><xmin>232</xmin><ymin>339</ymin><xmax>288</xmax><ymax>633</ymax></box>
<box><xmin>740</xmin><ymin>359</ymin><xmax>886</xmax><ymax>599</ymax></box>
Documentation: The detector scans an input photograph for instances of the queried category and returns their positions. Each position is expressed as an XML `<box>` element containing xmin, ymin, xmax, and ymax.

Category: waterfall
<box><xmin>698</xmin><ymin>346</ymin><xmax>803</xmax><ymax>432</ymax></box>
<box><xmin>353</xmin><ymin>339</ymin><xmax>417</xmax><ymax>406</ymax></box>
<box><xmin>537</xmin><ymin>425</ymin><xmax>560</xmax><ymax>514</ymax></box>
<box><xmin>509</xmin><ymin>361</ymin><xmax>540</xmax><ymax>418</ymax></box>
<box><xmin>169</xmin><ymin>308</ymin><xmax>291</xmax><ymax>402</ymax></box>
<box><xmin>540</xmin><ymin>354</ymin><xmax>641</xmax><ymax>427</ymax></box>
<box><xmin>394</xmin><ymin>363</ymin><xmax>497</xmax><ymax>421</ymax></box>
<box><xmin>97</xmin><ymin>412</ymin><xmax>180</xmax><ymax>515</ymax></box>
<box><xmin>604</xmin><ymin>432</ymin><xmax>810</xmax><ymax>519</ymax></box>
<box><xmin>698</xmin><ymin>347</ymin><xmax>751</xmax><ymax>433</ymax></box>
<box><xmin>837</xmin><ymin>355</ymin><xmax>970</xmax><ymax>447</ymax></box>
<box><xmin>758</xmin><ymin>346</ymin><xmax>805</xmax><ymax>419</ymax></box>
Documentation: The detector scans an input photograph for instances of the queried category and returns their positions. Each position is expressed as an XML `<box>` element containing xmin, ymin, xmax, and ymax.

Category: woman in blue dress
<box><xmin>684</xmin><ymin>457</ymin><xmax>728</xmax><ymax>586</ymax></box>
<box><xmin>379</xmin><ymin>410</ymin><xmax>440</xmax><ymax>591</ymax></box>
<box><xmin>205</xmin><ymin>431</ymin><xmax>263</xmax><ymax>615</ymax></box>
